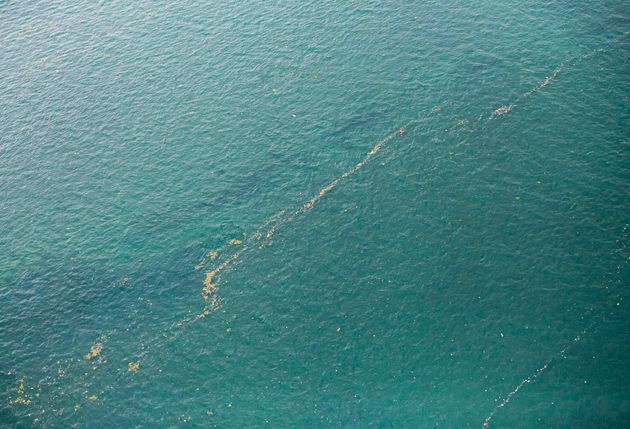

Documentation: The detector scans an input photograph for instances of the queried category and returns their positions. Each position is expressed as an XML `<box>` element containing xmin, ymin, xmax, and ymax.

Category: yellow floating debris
<box><xmin>84</xmin><ymin>342</ymin><xmax>103</xmax><ymax>360</ymax></box>
<box><xmin>128</xmin><ymin>362</ymin><xmax>140</xmax><ymax>372</ymax></box>
<box><xmin>12</xmin><ymin>381</ymin><xmax>39</xmax><ymax>406</ymax></box>
<box><xmin>74</xmin><ymin>404</ymin><xmax>81</xmax><ymax>412</ymax></box>
<box><xmin>192</xmin><ymin>127</ymin><xmax>404</xmax><ymax>307</ymax></box>
<box><xmin>196</xmin><ymin>307</ymin><xmax>211</xmax><ymax>320</ymax></box>
<box><xmin>11</xmin><ymin>397</ymin><xmax>30</xmax><ymax>406</ymax></box>
<box><xmin>87</xmin><ymin>395</ymin><xmax>97</xmax><ymax>401</ymax></box>
<box><xmin>202</xmin><ymin>271</ymin><xmax>217</xmax><ymax>300</ymax></box>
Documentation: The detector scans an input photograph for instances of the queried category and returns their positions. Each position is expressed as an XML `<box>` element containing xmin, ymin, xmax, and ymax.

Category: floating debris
<box><xmin>194</xmin><ymin>257</ymin><xmax>206</xmax><ymax>270</ymax></box>
<box><xmin>538</xmin><ymin>65</ymin><xmax>563</xmax><ymax>91</ymax></box>
<box><xmin>482</xmin><ymin>329</ymin><xmax>588</xmax><ymax>428</ymax></box>
<box><xmin>195</xmin><ymin>127</ymin><xmax>406</xmax><ymax>308</ymax></box>
<box><xmin>84</xmin><ymin>340</ymin><xmax>103</xmax><ymax>361</ymax></box>
<box><xmin>11</xmin><ymin>382</ymin><xmax>31</xmax><ymax>406</ymax></box>
<box><xmin>209</xmin><ymin>251</ymin><xmax>219</xmax><ymax>260</ymax></box>
<box><xmin>202</xmin><ymin>271</ymin><xmax>217</xmax><ymax>300</ymax></box>
<box><xmin>492</xmin><ymin>104</ymin><xmax>513</xmax><ymax>117</ymax></box>
<box><xmin>128</xmin><ymin>362</ymin><xmax>140</xmax><ymax>372</ymax></box>
<box><xmin>11</xmin><ymin>397</ymin><xmax>31</xmax><ymax>406</ymax></box>
<box><xmin>196</xmin><ymin>307</ymin><xmax>210</xmax><ymax>320</ymax></box>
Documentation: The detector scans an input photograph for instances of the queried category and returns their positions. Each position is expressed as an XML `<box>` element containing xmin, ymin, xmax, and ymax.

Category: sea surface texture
<box><xmin>1</xmin><ymin>1</ymin><xmax>629</xmax><ymax>427</ymax></box>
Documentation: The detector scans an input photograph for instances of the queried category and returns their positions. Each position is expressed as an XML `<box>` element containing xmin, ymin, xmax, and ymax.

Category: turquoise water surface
<box><xmin>1</xmin><ymin>1</ymin><xmax>629</xmax><ymax>427</ymax></box>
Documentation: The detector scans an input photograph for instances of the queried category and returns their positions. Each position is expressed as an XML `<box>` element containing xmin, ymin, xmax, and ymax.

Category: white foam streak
<box><xmin>482</xmin><ymin>331</ymin><xmax>586</xmax><ymax>428</ymax></box>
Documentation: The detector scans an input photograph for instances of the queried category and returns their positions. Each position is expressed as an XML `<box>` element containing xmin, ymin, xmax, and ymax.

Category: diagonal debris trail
<box><xmin>482</xmin><ymin>329</ymin><xmax>588</xmax><ymax>428</ymax></box>
<box><xmin>192</xmin><ymin>127</ymin><xmax>408</xmax><ymax>315</ymax></box>
<box><xmin>8</xmin><ymin>30</ymin><xmax>629</xmax><ymax>426</ymax></box>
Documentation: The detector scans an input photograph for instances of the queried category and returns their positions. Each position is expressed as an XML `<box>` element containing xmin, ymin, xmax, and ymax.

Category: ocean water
<box><xmin>1</xmin><ymin>0</ymin><xmax>629</xmax><ymax>427</ymax></box>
